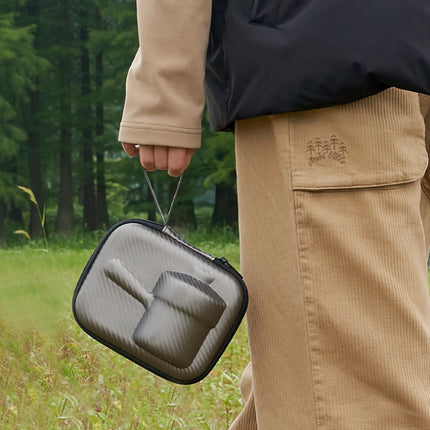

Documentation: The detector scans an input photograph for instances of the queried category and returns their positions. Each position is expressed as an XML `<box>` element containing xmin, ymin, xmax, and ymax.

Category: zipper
<box><xmin>214</xmin><ymin>256</ymin><xmax>243</xmax><ymax>279</ymax></box>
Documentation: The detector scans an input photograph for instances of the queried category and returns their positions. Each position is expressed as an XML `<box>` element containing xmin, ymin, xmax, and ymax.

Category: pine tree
<box><xmin>0</xmin><ymin>12</ymin><xmax>48</xmax><ymax>245</ymax></box>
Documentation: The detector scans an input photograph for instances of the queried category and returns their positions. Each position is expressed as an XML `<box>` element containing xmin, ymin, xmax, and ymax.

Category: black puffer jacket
<box><xmin>204</xmin><ymin>0</ymin><xmax>430</xmax><ymax>132</ymax></box>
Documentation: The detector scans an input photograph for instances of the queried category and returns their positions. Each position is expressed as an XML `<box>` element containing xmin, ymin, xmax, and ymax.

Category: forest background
<box><xmin>1</xmin><ymin>0</ymin><xmax>238</xmax><ymax>248</ymax></box>
<box><xmin>1</xmin><ymin>2</ymin><xmax>248</xmax><ymax>428</ymax></box>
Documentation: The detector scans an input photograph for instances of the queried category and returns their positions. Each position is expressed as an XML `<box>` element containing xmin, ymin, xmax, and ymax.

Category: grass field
<box><xmin>0</xmin><ymin>235</ymin><xmax>249</xmax><ymax>429</ymax></box>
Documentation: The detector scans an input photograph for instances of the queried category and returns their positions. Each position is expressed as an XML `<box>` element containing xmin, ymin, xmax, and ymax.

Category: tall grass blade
<box><xmin>16</xmin><ymin>185</ymin><xmax>37</xmax><ymax>206</ymax></box>
<box><xmin>16</xmin><ymin>184</ymin><xmax>49</xmax><ymax>250</ymax></box>
<box><xmin>13</xmin><ymin>230</ymin><xmax>31</xmax><ymax>240</ymax></box>
<box><xmin>42</xmin><ymin>205</ymin><xmax>46</xmax><ymax>228</ymax></box>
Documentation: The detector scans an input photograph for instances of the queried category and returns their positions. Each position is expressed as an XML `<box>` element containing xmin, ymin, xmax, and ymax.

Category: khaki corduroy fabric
<box><xmin>230</xmin><ymin>88</ymin><xmax>430</xmax><ymax>429</ymax></box>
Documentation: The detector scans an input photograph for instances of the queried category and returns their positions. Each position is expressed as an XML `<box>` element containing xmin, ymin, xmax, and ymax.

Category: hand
<box><xmin>121</xmin><ymin>143</ymin><xmax>195</xmax><ymax>177</ymax></box>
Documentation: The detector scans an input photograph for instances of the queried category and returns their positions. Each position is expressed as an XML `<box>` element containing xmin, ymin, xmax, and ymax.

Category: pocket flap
<box><xmin>289</xmin><ymin>90</ymin><xmax>428</xmax><ymax>190</ymax></box>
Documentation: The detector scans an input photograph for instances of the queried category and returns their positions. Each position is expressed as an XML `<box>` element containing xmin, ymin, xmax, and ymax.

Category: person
<box><xmin>119</xmin><ymin>1</ymin><xmax>430</xmax><ymax>428</ymax></box>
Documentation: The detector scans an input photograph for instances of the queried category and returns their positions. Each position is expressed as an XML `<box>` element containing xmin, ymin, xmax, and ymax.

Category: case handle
<box><xmin>143</xmin><ymin>169</ymin><xmax>182</xmax><ymax>226</ymax></box>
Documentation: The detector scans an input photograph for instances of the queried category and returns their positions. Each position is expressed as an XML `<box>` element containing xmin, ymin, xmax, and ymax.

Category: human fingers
<box><xmin>139</xmin><ymin>145</ymin><xmax>155</xmax><ymax>171</ymax></box>
<box><xmin>153</xmin><ymin>146</ymin><xmax>169</xmax><ymax>171</ymax></box>
<box><xmin>167</xmin><ymin>147</ymin><xmax>195</xmax><ymax>177</ymax></box>
<box><xmin>121</xmin><ymin>142</ymin><xmax>140</xmax><ymax>156</ymax></box>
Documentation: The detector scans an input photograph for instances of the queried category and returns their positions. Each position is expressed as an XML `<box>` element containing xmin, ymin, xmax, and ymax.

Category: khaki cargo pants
<box><xmin>230</xmin><ymin>89</ymin><xmax>430</xmax><ymax>429</ymax></box>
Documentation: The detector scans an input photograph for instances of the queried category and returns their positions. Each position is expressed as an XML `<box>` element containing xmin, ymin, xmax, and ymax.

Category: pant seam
<box><xmin>293</xmin><ymin>192</ymin><xmax>326</xmax><ymax>429</ymax></box>
<box><xmin>286</xmin><ymin>115</ymin><xmax>321</xmax><ymax>429</ymax></box>
<box><xmin>421</xmin><ymin>178</ymin><xmax>430</xmax><ymax>201</ymax></box>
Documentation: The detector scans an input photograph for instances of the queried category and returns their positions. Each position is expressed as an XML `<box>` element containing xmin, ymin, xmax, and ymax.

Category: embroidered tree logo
<box><xmin>330</xmin><ymin>134</ymin><xmax>339</xmax><ymax>151</ymax></box>
<box><xmin>307</xmin><ymin>134</ymin><xmax>348</xmax><ymax>166</ymax></box>
<box><xmin>338</xmin><ymin>143</ymin><xmax>347</xmax><ymax>156</ymax></box>
<box><xmin>322</xmin><ymin>141</ymin><xmax>331</xmax><ymax>155</ymax></box>
<box><xmin>314</xmin><ymin>137</ymin><xmax>323</xmax><ymax>154</ymax></box>
<box><xmin>306</xmin><ymin>140</ymin><xmax>315</xmax><ymax>157</ymax></box>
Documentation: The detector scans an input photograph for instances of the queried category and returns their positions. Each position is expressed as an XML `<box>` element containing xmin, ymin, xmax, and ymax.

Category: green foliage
<box><xmin>203</xmin><ymin>131</ymin><xmax>236</xmax><ymax>189</ymax></box>
<box><xmin>0</xmin><ymin>13</ymin><xmax>49</xmax><ymax>143</ymax></box>
<box><xmin>0</xmin><ymin>14</ymin><xmax>48</xmax><ymax>102</ymax></box>
<box><xmin>0</xmin><ymin>11</ymin><xmax>49</xmax><ymax>231</ymax></box>
<box><xmin>0</xmin><ymin>0</ymin><xmax>238</xmax><ymax>245</ymax></box>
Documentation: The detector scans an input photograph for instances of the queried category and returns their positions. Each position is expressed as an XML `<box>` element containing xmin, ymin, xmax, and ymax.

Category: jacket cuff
<box><xmin>118</xmin><ymin>122</ymin><xmax>201</xmax><ymax>149</ymax></box>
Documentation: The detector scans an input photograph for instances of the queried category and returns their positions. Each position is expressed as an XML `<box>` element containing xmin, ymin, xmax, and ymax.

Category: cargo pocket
<box><xmin>419</xmin><ymin>94</ymin><xmax>430</xmax><ymax>199</ymax></box>
<box><xmin>421</xmin><ymin>140</ymin><xmax>430</xmax><ymax>200</ymax></box>
<box><xmin>283</xmin><ymin>93</ymin><xmax>430</xmax><ymax>430</ymax></box>
<box><xmin>288</xmin><ymin>92</ymin><xmax>428</xmax><ymax>192</ymax></box>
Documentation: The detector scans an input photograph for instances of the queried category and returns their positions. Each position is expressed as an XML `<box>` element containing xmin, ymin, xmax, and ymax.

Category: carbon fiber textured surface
<box><xmin>72</xmin><ymin>220</ymin><xmax>247</xmax><ymax>384</ymax></box>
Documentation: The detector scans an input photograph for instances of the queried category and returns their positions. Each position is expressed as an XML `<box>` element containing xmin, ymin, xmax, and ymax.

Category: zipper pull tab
<box><xmin>215</xmin><ymin>257</ymin><xmax>243</xmax><ymax>279</ymax></box>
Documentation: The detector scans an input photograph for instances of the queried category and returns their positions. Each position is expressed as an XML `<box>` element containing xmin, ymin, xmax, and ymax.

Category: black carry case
<box><xmin>72</xmin><ymin>174</ymin><xmax>247</xmax><ymax>384</ymax></box>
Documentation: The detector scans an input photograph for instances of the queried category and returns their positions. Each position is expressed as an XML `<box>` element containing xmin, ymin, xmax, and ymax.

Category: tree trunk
<box><xmin>95</xmin><ymin>43</ymin><xmax>109</xmax><ymax>228</ymax></box>
<box><xmin>147</xmin><ymin>203</ymin><xmax>156</xmax><ymax>222</ymax></box>
<box><xmin>168</xmin><ymin>181</ymin><xmax>196</xmax><ymax>230</ymax></box>
<box><xmin>28</xmin><ymin>89</ymin><xmax>44</xmax><ymax>238</ymax></box>
<box><xmin>25</xmin><ymin>0</ymin><xmax>44</xmax><ymax>238</ymax></box>
<box><xmin>95</xmin><ymin>150</ymin><xmax>109</xmax><ymax>228</ymax></box>
<box><xmin>80</xmin><ymin>11</ymin><xmax>97</xmax><ymax>231</ymax></box>
<box><xmin>56</xmin><ymin>0</ymin><xmax>74</xmax><ymax>235</ymax></box>
<box><xmin>0</xmin><ymin>200</ymin><xmax>6</xmax><ymax>247</ymax></box>
<box><xmin>211</xmin><ymin>181</ymin><xmax>238</xmax><ymax>228</ymax></box>
<box><xmin>57</xmin><ymin>129</ymin><xmax>74</xmax><ymax>235</ymax></box>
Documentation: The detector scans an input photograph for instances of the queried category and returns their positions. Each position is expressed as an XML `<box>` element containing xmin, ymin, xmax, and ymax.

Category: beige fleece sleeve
<box><xmin>118</xmin><ymin>0</ymin><xmax>212</xmax><ymax>149</ymax></box>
